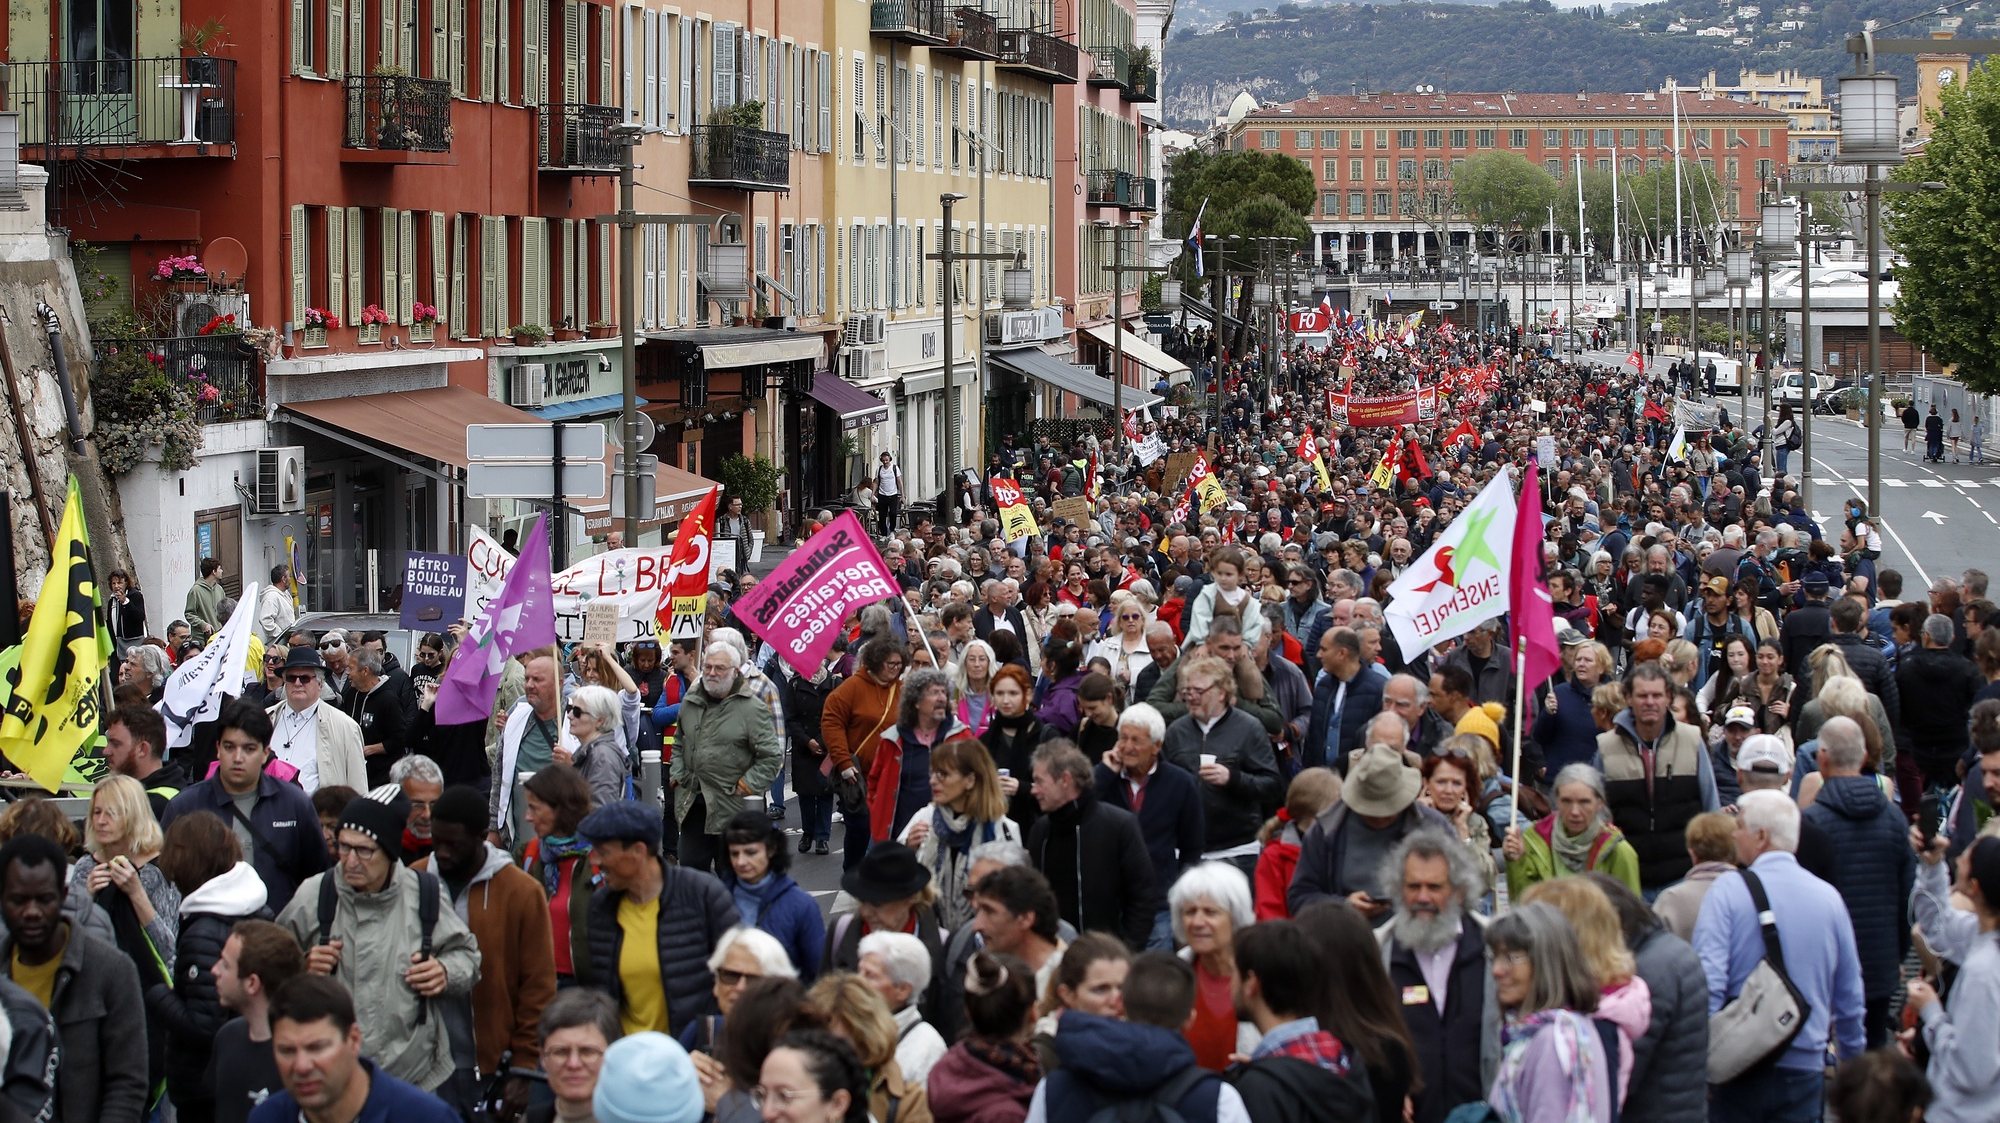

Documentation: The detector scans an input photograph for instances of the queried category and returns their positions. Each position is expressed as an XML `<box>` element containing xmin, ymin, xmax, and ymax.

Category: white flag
<box><xmin>1665</xmin><ymin>426</ymin><xmax>1688</xmax><ymax>464</ymax></box>
<box><xmin>1382</xmin><ymin>475</ymin><xmax>1518</xmax><ymax>655</ymax></box>
<box><xmin>156</xmin><ymin>582</ymin><xmax>260</xmax><ymax>751</ymax></box>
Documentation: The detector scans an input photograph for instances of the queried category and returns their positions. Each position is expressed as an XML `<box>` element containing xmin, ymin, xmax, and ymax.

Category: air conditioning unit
<box><xmin>510</xmin><ymin>363</ymin><xmax>547</xmax><ymax>408</ymax></box>
<box><xmin>840</xmin><ymin>350</ymin><xmax>868</xmax><ymax>381</ymax></box>
<box><xmin>862</xmin><ymin>313</ymin><xmax>887</xmax><ymax>345</ymax></box>
<box><xmin>842</xmin><ymin>315</ymin><xmax>871</xmax><ymax>347</ymax></box>
<box><xmin>253</xmin><ymin>446</ymin><xmax>306</xmax><ymax>515</ymax></box>
<box><xmin>176</xmin><ymin>290</ymin><xmax>251</xmax><ymax>337</ymax></box>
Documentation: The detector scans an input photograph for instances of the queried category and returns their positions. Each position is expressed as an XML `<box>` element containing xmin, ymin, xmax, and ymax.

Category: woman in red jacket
<box><xmin>1252</xmin><ymin>767</ymin><xmax>1342</xmax><ymax>921</ymax></box>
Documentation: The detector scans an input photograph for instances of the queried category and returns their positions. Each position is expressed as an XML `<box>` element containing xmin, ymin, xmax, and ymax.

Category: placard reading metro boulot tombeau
<box><xmin>737</xmin><ymin>511</ymin><xmax>899</xmax><ymax>675</ymax></box>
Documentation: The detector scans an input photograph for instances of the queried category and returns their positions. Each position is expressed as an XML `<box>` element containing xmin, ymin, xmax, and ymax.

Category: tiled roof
<box><xmin>1244</xmin><ymin>91</ymin><xmax>1789</xmax><ymax>123</ymax></box>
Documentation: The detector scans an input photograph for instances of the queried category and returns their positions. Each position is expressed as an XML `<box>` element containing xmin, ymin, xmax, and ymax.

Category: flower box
<box><xmin>302</xmin><ymin>326</ymin><xmax>329</xmax><ymax>349</ymax></box>
<box><xmin>357</xmin><ymin>323</ymin><xmax>382</xmax><ymax>345</ymax></box>
<box><xmin>410</xmin><ymin>322</ymin><xmax>436</xmax><ymax>344</ymax></box>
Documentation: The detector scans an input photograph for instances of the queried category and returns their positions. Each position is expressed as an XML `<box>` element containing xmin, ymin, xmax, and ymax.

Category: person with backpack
<box><xmin>274</xmin><ymin>791</ymin><xmax>481</xmax><ymax>1106</ymax></box>
<box><xmin>1226</xmin><ymin>919</ymin><xmax>1377</xmax><ymax>1123</ymax></box>
<box><xmin>1772</xmin><ymin>404</ymin><xmax>1801</xmax><ymax>476</ymax></box>
<box><xmin>1025</xmin><ymin>950</ymin><xmax>1252</xmax><ymax>1123</ymax></box>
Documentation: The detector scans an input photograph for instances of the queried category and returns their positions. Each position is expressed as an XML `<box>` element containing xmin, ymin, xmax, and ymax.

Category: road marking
<box><xmin>1921</xmin><ymin>479</ymin><xmax>1946</xmax><ymax>488</ymax></box>
<box><xmin>1886</xmin><ymin>479</ymin><xmax>1907</xmax><ymax>487</ymax></box>
<box><xmin>1922</xmin><ymin>511</ymin><xmax>1949</xmax><ymax>524</ymax></box>
<box><xmin>1814</xmin><ymin>477</ymin><xmax>1841</xmax><ymax>486</ymax></box>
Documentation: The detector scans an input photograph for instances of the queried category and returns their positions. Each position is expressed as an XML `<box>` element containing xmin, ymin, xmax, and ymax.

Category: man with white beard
<box><xmin>1374</xmin><ymin>829</ymin><xmax>1500</xmax><ymax>1123</ymax></box>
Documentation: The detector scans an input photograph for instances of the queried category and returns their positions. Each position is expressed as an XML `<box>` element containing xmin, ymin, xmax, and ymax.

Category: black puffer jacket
<box><xmin>146</xmin><ymin>863</ymin><xmax>270</xmax><ymax>1118</ymax></box>
<box><xmin>584</xmin><ymin>860</ymin><xmax>738</xmax><ymax>1032</ymax></box>
<box><xmin>1623</xmin><ymin>922</ymin><xmax>1708</xmax><ymax>1123</ymax></box>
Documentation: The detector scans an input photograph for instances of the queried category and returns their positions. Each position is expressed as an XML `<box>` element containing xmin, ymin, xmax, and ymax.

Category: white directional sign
<box><xmin>465</xmin><ymin>461</ymin><xmax>607</xmax><ymax>499</ymax></box>
<box><xmin>467</xmin><ymin>423</ymin><xmax>607</xmax><ymax>461</ymax></box>
<box><xmin>1922</xmin><ymin>510</ymin><xmax>1949</xmax><ymax>525</ymax></box>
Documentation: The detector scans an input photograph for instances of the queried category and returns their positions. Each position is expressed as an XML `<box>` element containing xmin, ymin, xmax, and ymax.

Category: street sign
<box><xmin>609</xmin><ymin>453</ymin><xmax>660</xmax><ymax>518</ymax></box>
<box><xmin>603</xmin><ymin>413</ymin><xmax>658</xmax><ymax>454</ymax></box>
<box><xmin>1429</xmin><ymin>301</ymin><xmax>1458</xmax><ymax>311</ymax></box>
<box><xmin>464</xmin><ymin>461</ymin><xmax>607</xmax><ymax>500</ymax></box>
<box><xmin>466</xmin><ymin>423</ymin><xmax>607</xmax><ymax>462</ymax></box>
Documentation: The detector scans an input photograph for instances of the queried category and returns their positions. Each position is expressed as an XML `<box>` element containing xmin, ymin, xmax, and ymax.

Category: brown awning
<box><xmin>284</xmin><ymin>386</ymin><xmax>543</xmax><ymax>467</ymax></box>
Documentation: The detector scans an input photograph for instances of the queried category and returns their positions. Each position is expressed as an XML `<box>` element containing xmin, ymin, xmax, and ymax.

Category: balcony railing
<box><xmin>934</xmin><ymin>6</ymin><xmax>1003</xmax><ymax>59</ymax></box>
<box><xmin>3</xmin><ymin>56</ymin><xmax>238</xmax><ymax>150</ymax></box>
<box><xmin>689</xmin><ymin>124</ymin><xmax>791</xmax><ymax>191</ymax></box>
<box><xmin>1125</xmin><ymin>64</ymin><xmax>1158</xmax><ymax>102</ymax></box>
<box><xmin>871</xmin><ymin>0</ymin><xmax>949</xmax><ymax>43</ymax></box>
<box><xmin>1086</xmin><ymin>169</ymin><xmax>1129</xmax><ymax>208</ymax></box>
<box><xmin>1127</xmin><ymin>175</ymin><xmax>1158</xmax><ymax>212</ymax></box>
<box><xmin>1087</xmin><ymin>45</ymin><xmax>1129</xmax><ymax>88</ymax></box>
<box><xmin>541</xmin><ymin>102</ymin><xmax>622</xmax><ymax>171</ymax></box>
<box><xmin>996</xmin><ymin>27</ymin><xmax>1079</xmax><ymax>84</ymax></box>
<box><xmin>110</xmin><ymin>334</ymin><xmax>261</xmax><ymax>424</ymax></box>
<box><xmin>343</xmin><ymin>74</ymin><xmax>452</xmax><ymax>154</ymax></box>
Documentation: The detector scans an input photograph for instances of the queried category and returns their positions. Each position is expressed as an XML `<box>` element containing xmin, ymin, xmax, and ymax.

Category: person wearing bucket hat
<box><xmin>1287</xmin><ymin>736</ymin><xmax>1450</xmax><ymax>923</ymax></box>
<box><xmin>824</xmin><ymin>843</ymin><xmax>946</xmax><ymax>1008</ymax></box>
<box><xmin>590</xmin><ymin>1032</ymin><xmax>705</xmax><ymax>1123</ymax></box>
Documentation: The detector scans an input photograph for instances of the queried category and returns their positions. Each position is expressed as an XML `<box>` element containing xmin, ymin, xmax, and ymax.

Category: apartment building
<box><xmin>1689</xmin><ymin>69</ymin><xmax>1836</xmax><ymax>163</ymax></box>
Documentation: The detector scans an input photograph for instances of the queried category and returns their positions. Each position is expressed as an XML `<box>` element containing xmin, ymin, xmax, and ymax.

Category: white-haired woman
<box><xmin>950</xmin><ymin>638</ymin><xmax>999</xmax><ymax>737</ymax></box>
<box><xmin>558</xmin><ymin>684</ymin><xmax>629</xmax><ymax>809</ymax></box>
<box><xmin>1502</xmin><ymin>763</ymin><xmax>1641</xmax><ymax>902</ymax></box>
<box><xmin>1087</xmin><ymin>591</ymin><xmax>1155</xmax><ymax>691</ymax></box>
<box><xmin>684</xmin><ymin>924</ymin><xmax>799</xmax><ymax>1055</ymax></box>
<box><xmin>858</xmin><ymin>930</ymin><xmax>947</xmax><ymax>1084</ymax></box>
<box><xmin>1169</xmin><ymin>861</ymin><xmax>1262</xmax><ymax>1071</ymax></box>
<box><xmin>1484</xmin><ymin>901</ymin><xmax>1611</xmax><ymax>1122</ymax></box>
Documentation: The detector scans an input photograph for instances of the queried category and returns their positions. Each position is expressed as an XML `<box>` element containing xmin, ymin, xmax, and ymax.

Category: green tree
<box><xmin>1622</xmin><ymin>161</ymin><xmax>1726</xmax><ymax>260</ymax></box>
<box><xmin>1889</xmin><ymin>60</ymin><xmax>2000</xmax><ymax>393</ymax></box>
<box><xmin>1164</xmin><ymin>148</ymin><xmax>1315</xmax><ymax>352</ymax></box>
<box><xmin>1455</xmin><ymin>151</ymin><xmax>1555</xmax><ymax>236</ymax></box>
<box><xmin>1552</xmin><ymin>168</ymin><xmax>1621</xmax><ymax>259</ymax></box>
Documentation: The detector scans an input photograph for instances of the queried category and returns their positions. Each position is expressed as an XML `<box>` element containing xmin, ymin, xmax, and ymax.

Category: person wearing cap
<box><xmin>1593</xmin><ymin>662</ymin><xmax>1720</xmax><ymax>896</ymax></box>
<box><xmin>265</xmin><ymin>645</ymin><xmax>370</xmax><ymax>796</ymax></box>
<box><xmin>1680</xmin><ymin>574</ymin><xmax>1749</xmax><ymax>691</ymax></box>
<box><xmin>587</xmin><ymin>1031</ymin><xmax>706</xmax><ymax>1123</ymax></box>
<box><xmin>577</xmin><ymin>800</ymin><xmax>740</xmax><ymax>1038</ymax></box>
<box><xmin>1501</xmin><ymin>762</ymin><xmax>1641</xmax><ymax>901</ymax></box>
<box><xmin>1694</xmin><ymin>789</ymin><xmax>1865</xmax><ymax>1120</ymax></box>
<box><xmin>1777</xmin><ymin>571</ymin><xmax>1834</xmax><ymax>680</ymax></box>
<box><xmin>274</xmin><ymin>792</ymin><xmax>481</xmax><ymax>1099</ymax></box>
<box><xmin>1798</xmin><ymin>717</ymin><xmax>1914</xmax><ymax>1048</ymax></box>
<box><xmin>1710</xmin><ymin>702</ymin><xmax>1764</xmax><ymax>806</ymax></box>
<box><xmin>1288</xmin><ymin>732</ymin><xmax>1450</xmax><ymax>924</ymax></box>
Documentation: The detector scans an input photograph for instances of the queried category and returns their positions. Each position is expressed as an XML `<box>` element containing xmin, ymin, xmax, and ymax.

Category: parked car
<box><xmin>1771</xmin><ymin>370</ymin><xmax>1836</xmax><ymax>406</ymax></box>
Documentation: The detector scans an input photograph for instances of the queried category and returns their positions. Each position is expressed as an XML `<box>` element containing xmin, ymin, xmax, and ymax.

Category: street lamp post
<box><xmin>1727</xmin><ymin>247</ymin><xmax>1752</xmax><ymax>426</ymax></box>
<box><xmin>1838</xmin><ymin>69</ymin><xmax>1902</xmax><ymax>518</ymax></box>
<box><xmin>933</xmin><ymin>192</ymin><xmax>1029</xmax><ymax>494</ymax></box>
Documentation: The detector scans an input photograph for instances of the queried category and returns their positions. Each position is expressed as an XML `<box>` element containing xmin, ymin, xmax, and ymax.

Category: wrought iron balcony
<box><xmin>1087</xmin><ymin>45</ymin><xmax>1129</xmax><ymax>88</ymax></box>
<box><xmin>689</xmin><ymin>124</ymin><xmax>791</xmax><ymax>191</ymax></box>
<box><xmin>541</xmin><ymin>102</ymin><xmax>623</xmax><ymax>172</ymax></box>
<box><xmin>343</xmin><ymin>73</ymin><xmax>452</xmax><ymax>156</ymax></box>
<box><xmin>1126</xmin><ymin>175</ymin><xmax>1158</xmax><ymax>212</ymax></box>
<box><xmin>1125</xmin><ymin>64</ymin><xmax>1158</xmax><ymax>102</ymax></box>
<box><xmin>871</xmin><ymin>0</ymin><xmax>949</xmax><ymax>43</ymax></box>
<box><xmin>109</xmin><ymin>334</ymin><xmax>261</xmax><ymax>424</ymax></box>
<box><xmin>3</xmin><ymin>56</ymin><xmax>238</xmax><ymax>153</ymax></box>
<box><xmin>996</xmin><ymin>27</ymin><xmax>1079</xmax><ymax>85</ymax></box>
<box><xmin>933</xmin><ymin>6</ymin><xmax>1003</xmax><ymax>59</ymax></box>
<box><xmin>1086</xmin><ymin>169</ymin><xmax>1129</xmax><ymax>208</ymax></box>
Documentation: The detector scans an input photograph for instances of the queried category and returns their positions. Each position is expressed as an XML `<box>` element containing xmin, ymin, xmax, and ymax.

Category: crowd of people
<box><xmin>24</xmin><ymin>322</ymin><xmax>1995</xmax><ymax>1123</ymax></box>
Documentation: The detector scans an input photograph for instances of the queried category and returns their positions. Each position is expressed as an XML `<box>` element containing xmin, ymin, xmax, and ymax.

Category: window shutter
<box><xmin>874</xmin><ymin>61</ymin><xmax>886</xmax><ymax>161</ymax></box>
<box><xmin>432</xmin><ymin>0</ymin><xmax>448</xmax><ymax>81</ymax></box>
<box><xmin>451</xmin><ymin>0</ymin><xmax>468</xmax><ymax>94</ymax></box>
<box><xmin>480</xmin><ymin>217</ymin><xmax>498</xmax><ymax>335</ymax></box>
<box><xmin>624</xmin><ymin>9</ymin><xmax>637</xmax><ymax>121</ymax></box>
<box><xmin>381</xmin><ymin>0</ymin><xmax>396</xmax><ymax>69</ymax></box>
<box><xmin>479</xmin><ymin>0</ymin><xmax>495</xmax><ymax>98</ymax></box>
<box><xmin>679</xmin><ymin>19</ymin><xmax>693</xmax><ymax>134</ymax></box>
<box><xmin>497</xmin><ymin>0</ymin><xmax>510</xmax><ymax>102</ymax></box>
<box><xmin>523</xmin><ymin>0</ymin><xmax>543</xmax><ymax>106</ymax></box>
<box><xmin>345</xmin><ymin>206</ymin><xmax>364</xmax><ymax>326</ymax></box>
<box><xmin>519</xmin><ymin>219</ymin><xmax>541</xmax><ymax>328</ymax></box>
<box><xmin>641</xmin><ymin>227</ymin><xmax>657</xmax><ymax>327</ymax></box>
<box><xmin>600</xmin><ymin>6</ymin><xmax>613</xmax><ymax>105</ymax></box>
<box><xmin>599</xmin><ymin>222</ymin><xmax>612</xmax><ymax>324</ymax></box>
<box><xmin>658</xmin><ymin>15</ymin><xmax>674</xmax><ymax>130</ymax></box>
<box><xmin>430</xmin><ymin>212</ymin><xmax>448</xmax><ymax>320</ymax></box>
<box><xmin>819</xmin><ymin>52</ymin><xmax>832</xmax><ymax>153</ymax></box>
<box><xmin>641</xmin><ymin>11</ymin><xmax>658</xmax><ymax>127</ymax></box>
<box><xmin>381</xmin><ymin>209</ymin><xmax>398</xmax><ymax>319</ymax></box>
<box><xmin>399</xmin><ymin>210</ymin><xmax>417</xmax><ymax>324</ymax></box>
<box><xmin>800</xmin><ymin>50</ymin><xmax>813</xmax><ymax>151</ymax></box>
<box><xmin>327</xmin><ymin>0</ymin><xmax>346</xmax><ymax>78</ymax></box>
<box><xmin>327</xmin><ymin>207</ymin><xmax>345</xmax><ymax>322</ymax></box>
<box><xmin>768</xmin><ymin>37</ymin><xmax>780</xmax><ymax>128</ymax></box>
<box><xmin>348</xmin><ymin>0</ymin><xmax>364</xmax><ymax>79</ymax></box>
<box><xmin>496</xmin><ymin>218</ymin><xmax>512</xmax><ymax>331</ymax></box>
<box><xmin>290</xmin><ymin>205</ymin><xmax>309</xmax><ymax>326</ymax></box>
<box><xmin>713</xmin><ymin>22</ymin><xmax>736</xmax><ymax>112</ymax></box>
<box><xmin>451</xmin><ymin>215</ymin><xmax>468</xmax><ymax>336</ymax></box>
<box><xmin>561</xmin><ymin>218</ymin><xmax>577</xmax><ymax>328</ymax></box>
<box><xmin>914</xmin><ymin>70</ymin><xmax>925</xmax><ymax>165</ymax></box>
<box><xmin>293</xmin><ymin>0</ymin><xmax>310</xmax><ymax>74</ymax></box>
<box><xmin>401</xmin><ymin>0</ymin><xmax>418</xmax><ymax>74</ymax></box>
<box><xmin>562</xmin><ymin>0</ymin><xmax>580</xmax><ymax>105</ymax></box>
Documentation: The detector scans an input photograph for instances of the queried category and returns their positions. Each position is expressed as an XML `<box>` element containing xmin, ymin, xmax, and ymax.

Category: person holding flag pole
<box><xmin>1505</xmin><ymin>458</ymin><xmax>1563</xmax><ymax>872</ymax></box>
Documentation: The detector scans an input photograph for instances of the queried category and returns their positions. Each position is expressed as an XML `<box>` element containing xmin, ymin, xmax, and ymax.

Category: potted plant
<box><xmin>180</xmin><ymin>18</ymin><xmax>229</xmax><ymax>84</ymax></box>
<box><xmin>357</xmin><ymin>304</ymin><xmax>391</xmax><ymax>344</ymax></box>
<box><xmin>554</xmin><ymin>320</ymin><xmax>584</xmax><ymax>342</ymax></box>
<box><xmin>411</xmin><ymin>302</ymin><xmax>441</xmax><ymax>344</ymax></box>
<box><xmin>587</xmin><ymin>320</ymin><xmax>615</xmax><ymax>339</ymax></box>
<box><xmin>301</xmin><ymin>307</ymin><xmax>337</xmax><ymax>348</ymax></box>
<box><xmin>153</xmin><ymin>253</ymin><xmax>208</xmax><ymax>290</ymax></box>
<box><xmin>510</xmin><ymin>323</ymin><xmax>550</xmax><ymax>347</ymax></box>
<box><xmin>717</xmin><ymin>453</ymin><xmax>783</xmax><ymax>562</ymax></box>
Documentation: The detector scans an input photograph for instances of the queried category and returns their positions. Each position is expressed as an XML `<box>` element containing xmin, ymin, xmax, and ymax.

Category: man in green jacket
<box><xmin>671</xmin><ymin>644</ymin><xmax>784</xmax><ymax>876</ymax></box>
<box><xmin>185</xmin><ymin>557</ymin><xmax>227</xmax><ymax>643</ymax></box>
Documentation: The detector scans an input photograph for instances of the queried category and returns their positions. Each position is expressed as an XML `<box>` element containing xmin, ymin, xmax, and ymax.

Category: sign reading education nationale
<box><xmin>737</xmin><ymin>511</ymin><xmax>900</xmax><ymax>674</ymax></box>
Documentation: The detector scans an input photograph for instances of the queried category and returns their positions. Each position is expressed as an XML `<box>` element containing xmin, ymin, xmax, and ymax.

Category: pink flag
<box><xmin>435</xmin><ymin>513</ymin><xmax>558</xmax><ymax>725</ymax></box>
<box><xmin>1509</xmin><ymin>459</ymin><xmax>1562</xmax><ymax>694</ymax></box>
<box><xmin>734</xmin><ymin>511</ymin><xmax>902</xmax><ymax>676</ymax></box>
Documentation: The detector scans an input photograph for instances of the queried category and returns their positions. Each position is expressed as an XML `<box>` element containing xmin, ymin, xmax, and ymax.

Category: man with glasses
<box><xmin>1162</xmin><ymin>654</ymin><xmax>1283</xmax><ymax>872</ymax></box>
<box><xmin>265</xmin><ymin>645</ymin><xmax>369</xmax><ymax>795</ymax></box>
<box><xmin>164</xmin><ymin>699</ymin><xmax>330</xmax><ymax>907</ymax></box>
<box><xmin>317</xmin><ymin>630</ymin><xmax>353</xmax><ymax>703</ymax></box>
<box><xmin>277</xmin><ymin>791</ymin><xmax>480</xmax><ymax>1104</ymax></box>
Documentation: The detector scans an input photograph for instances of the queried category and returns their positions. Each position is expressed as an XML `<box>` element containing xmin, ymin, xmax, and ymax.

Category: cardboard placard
<box><xmin>1163</xmin><ymin>451</ymin><xmax>1201</xmax><ymax>488</ymax></box>
<box><xmin>582</xmin><ymin>601</ymin><xmax>621</xmax><ymax>644</ymax></box>
<box><xmin>1051</xmin><ymin>497</ymin><xmax>1094</xmax><ymax>526</ymax></box>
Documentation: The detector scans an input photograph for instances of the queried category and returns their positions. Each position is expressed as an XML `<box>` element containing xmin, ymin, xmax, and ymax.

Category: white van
<box><xmin>1294</xmin><ymin>331</ymin><xmax>1334</xmax><ymax>353</ymax></box>
<box><xmin>1707</xmin><ymin>357</ymin><xmax>1745</xmax><ymax>394</ymax></box>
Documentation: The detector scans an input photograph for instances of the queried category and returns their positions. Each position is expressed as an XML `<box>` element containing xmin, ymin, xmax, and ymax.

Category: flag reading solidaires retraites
<box><xmin>1382</xmin><ymin>470</ymin><xmax>1522</xmax><ymax>656</ymax></box>
<box><xmin>0</xmin><ymin>476</ymin><xmax>115</xmax><ymax>791</ymax></box>
<box><xmin>736</xmin><ymin>511</ymin><xmax>898</xmax><ymax>675</ymax></box>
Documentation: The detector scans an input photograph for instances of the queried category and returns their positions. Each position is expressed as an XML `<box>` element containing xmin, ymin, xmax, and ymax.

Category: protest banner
<box><xmin>401</xmin><ymin>551</ymin><xmax>469</xmax><ymax>627</ymax></box>
<box><xmin>992</xmin><ymin>477</ymin><xmax>1041</xmax><ymax>541</ymax></box>
<box><xmin>735</xmin><ymin>512</ymin><xmax>900</xmax><ymax>675</ymax></box>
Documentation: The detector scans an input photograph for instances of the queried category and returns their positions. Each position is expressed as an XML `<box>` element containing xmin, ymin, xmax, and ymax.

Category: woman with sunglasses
<box><xmin>560</xmin><ymin>685</ymin><xmax>630</xmax><ymax>810</ymax></box>
<box><xmin>1086</xmin><ymin>592</ymin><xmax>1154</xmax><ymax>692</ymax></box>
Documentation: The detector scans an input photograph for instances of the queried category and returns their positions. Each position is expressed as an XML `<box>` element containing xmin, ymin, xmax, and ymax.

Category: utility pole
<box><xmin>1097</xmin><ymin>220</ymin><xmax>1169</xmax><ymax>461</ymax></box>
<box><xmin>931</xmin><ymin>193</ymin><xmax>1023</xmax><ymax>492</ymax></box>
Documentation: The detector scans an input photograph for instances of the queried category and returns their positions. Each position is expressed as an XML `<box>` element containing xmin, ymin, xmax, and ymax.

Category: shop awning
<box><xmin>989</xmin><ymin>347</ymin><xmax>1162</xmax><ymax>411</ymax></box>
<box><xmin>530</xmin><ymin>394</ymin><xmax>649</xmax><ymax>421</ymax></box>
<box><xmin>806</xmin><ymin>375</ymin><xmax>889</xmax><ymax>430</ymax></box>
<box><xmin>283</xmin><ymin>386</ymin><xmax>543</xmax><ymax>469</ymax></box>
<box><xmin>1082</xmin><ymin>324</ymin><xmax>1191</xmax><ymax>380</ymax></box>
<box><xmin>577</xmin><ymin>461</ymin><xmax>725</xmax><ymax>535</ymax></box>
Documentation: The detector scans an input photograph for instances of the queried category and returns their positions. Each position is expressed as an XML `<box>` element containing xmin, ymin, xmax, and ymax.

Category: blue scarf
<box><xmin>536</xmin><ymin>834</ymin><xmax>593</xmax><ymax>899</ymax></box>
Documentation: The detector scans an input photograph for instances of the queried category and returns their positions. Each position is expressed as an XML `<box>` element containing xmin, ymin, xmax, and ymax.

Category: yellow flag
<box><xmin>1370</xmin><ymin>441</ymin><xmax>1398</xmax><ymax>490</ymax></box>
<box><xmin>0</xmin><ymin>477</ymin><xmax>114</xmax><ymax>791</ymax></box>
<box><xmin>1312</xmin><ymin>454</ymin><xmax>1334</xmax><ymax>493</ymax></box>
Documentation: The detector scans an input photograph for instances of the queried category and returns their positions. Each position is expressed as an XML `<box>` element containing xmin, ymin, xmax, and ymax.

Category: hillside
<box><xmin>1164</xmin><ymin>0</ymin><xmax>1980</xmax><ymax>129</ymax></box>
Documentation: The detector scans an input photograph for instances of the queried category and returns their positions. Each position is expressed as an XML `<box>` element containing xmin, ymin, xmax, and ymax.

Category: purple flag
<box><xmin>435</xmin><ymin>513</ymin><xmax>558</xmax><ymax>725</ymax></box>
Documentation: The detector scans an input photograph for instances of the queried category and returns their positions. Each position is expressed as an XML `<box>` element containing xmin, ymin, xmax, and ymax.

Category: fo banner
<box><xmin>991</xmin><ymin>477</ymin><xmax>1040</xmax><ymax>542</ymax></box>
<box><xmin>738</xmin><ymin>511</ymin><xmax>901</xmax><ymax>675</ymax></box>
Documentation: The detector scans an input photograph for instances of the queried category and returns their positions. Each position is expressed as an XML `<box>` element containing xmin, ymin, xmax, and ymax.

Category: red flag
<box><xmin>1296</xmin><ymin>427</ymin><xmax>1318</xmax><ymax>463</ymax></box>
<box><xmin>1446</xmin><ymin>418</ymin><xmax>1478</xmax><ymax>448</ymax></box>
<box><xmin>1626</xmin><ymin>349</ymin><xmax>1645</xmax><ymax>372</ymax></box>
<box><xmin>1398</xmin><ymin>433</ymin><xmax>1430</xmax><ymax>483</ymax></box>
<box><xmin>1643</xmin><ymin>398</ymin><xmax>1670</xmax><ymax>423</ymax></box>
<box><xmin>1509</xmin><ymin>459</ymin><xmax>1561</xmax><ymax>693</ymax></box>
<box><xmin>1121</xmin><ymin>411</ymin><xmax>1142</xmax><ymax>442</ymax></box>
<box><xmin>656</xmin><ymin>486</ymin><xmax>720</xmax><ymax>640</ymax></box>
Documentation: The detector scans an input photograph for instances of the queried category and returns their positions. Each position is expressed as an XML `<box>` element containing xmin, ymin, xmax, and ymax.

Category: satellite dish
<box><xmin>605</xmin><ymin>411</ymin><xmax>657</xmax><ymax>454</ymax></box>
<box><xmin>205</xmin><ymin>237</ymin><xmax>249</xmax><ymax>285</ymax></box>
